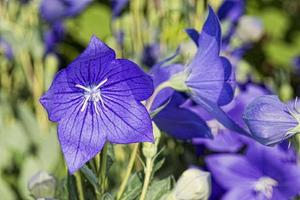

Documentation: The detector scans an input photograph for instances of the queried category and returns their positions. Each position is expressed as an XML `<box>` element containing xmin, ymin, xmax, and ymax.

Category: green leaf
<box><xmin>68</xmin><ymin>174</ymin><xmax>79</xmax><ymax>200</ymax></box>
<box><xmin>101</xmin><ymin>193</ymin><xmax>114</xmax><ymax>200</ymax></box>
<box><xmin>106</xmin><ymin>143</ymin><xmax>115</xmax><ymax>175</ymax></box>
<box><xmin>153</xmin><ymin>158</ymin><xmax>165</xmax><ymax>175</ymax></box>
<box><xmin>121</xmin><ymin>173</ymin><xmax>143</xmax><ymax>200</ymax></box>
<box><xmin>145</xmin><ymin>177</ymin><xmax>172</xmax><ymax>200</ymax></box>
<box><xmin>0</xmin><ymin>178</ymin><xmax>16</xmax><ymax>200</ymax></box>
<box><xmin>80</xmin><ymin>165</ymin><xmax>99</xmax><ymax>190</ymax></box>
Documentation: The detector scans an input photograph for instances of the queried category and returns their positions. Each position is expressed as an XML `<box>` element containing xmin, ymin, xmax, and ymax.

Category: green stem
<box><xmin>139</xmin><ymin>159</ymin><xmax>153</xmax><ymax>200</ymax></box>
<box><xmin>100</xmin><ymin>143</ymin><xmax>108</xmax><ymax>194</ymax></box>
<box><xmin>75</xmin><ymin>172</ymin><xmax>85</xmax><ymax>200</ymax></box>
<box><xmin>116</xmin><ymin>143</ymin><xmax>139</xmax><ymax>200</ymax></box>
<box><xmin>116</xmin><ymin>81</ymin><xmax>169</xmax><ymax>199</ymax></box>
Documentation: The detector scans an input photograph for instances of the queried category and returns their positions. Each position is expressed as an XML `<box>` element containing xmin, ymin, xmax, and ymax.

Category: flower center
<box><xmin>207</xmin><ymin>120</ymin><xmax>225</xmax><ymax>136</ymax></box>
<box><xmin>75</xmin><ymin>78</ymin><xmax>108</xmax><ymax>115</ymax></box>
<box><xmin>254</xmin><ymin>176</ymin><xmax>278</xmax><ymax>199</ymax></box>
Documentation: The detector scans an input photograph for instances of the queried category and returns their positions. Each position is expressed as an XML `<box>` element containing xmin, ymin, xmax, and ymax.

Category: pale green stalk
<box><xmin>116</xmin><ymin>81</ymin><xmax>170</xmax><ymax>199</ymax></box>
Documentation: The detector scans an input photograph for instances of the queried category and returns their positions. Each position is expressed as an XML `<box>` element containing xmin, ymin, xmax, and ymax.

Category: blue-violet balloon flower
<box><xmin>40</xmin><ymin>36</ymin><xmax>154</xmax><ymax>173</ymax></box>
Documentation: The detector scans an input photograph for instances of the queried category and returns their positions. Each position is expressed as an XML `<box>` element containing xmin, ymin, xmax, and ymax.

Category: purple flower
<box><xmin>40</xmin><ymin>36</ymin><xmax>154</xmax><ymax>173</ymax></box>
<box><xmin>44</xmin><ymin>22</ymin><xmax>65</xmax><ymax>54</ymax></box>
<box><xmin>192</xmin><ymin>83</ymin><xmax>268</xmax><ymax>152</ymax></box>
<box><xmin>292</xmin><ymin>56</ymin><xmax>300</xmax><ymax>73</ymax></box>
<box><xmin>185</xmin><ymin>6</ymin><xmax>235</xmax><ymax>107</ymax></box>
<box><xmin>217</xmin><ymin>0</ymin><xmax>245</xmax><ymax>23</ymax></box>
<box><xmin>243</xmin><ymin>95</ymin><xmax>299</xmax><ymax>146</ymax></box>
<box><xmin>153</xmin><ymin>93</ymin><xmax>212</xmax><ymax>140</ymax></box>
<box><xmin>206</xmin><ymin>143</ymin><xmax>300</xmax><ymax>199</ymax></box>
<box><xmin>40</xmin><ymin>0</ymin><xmax>92</xmax><ymax>23</ymax></box>
<box><xmin>183</xmin><ymin>7</ymin><xmax>252</xmax><ymax>139</ymax></box>
<box><xmin>150</xmin><ymin>63</ymin><xmax>183</xmax><ymax>110</ymax></box>
<box><xmin>112</xmin><ymin>0</ymin><xmax>129</xmax><ymax>18</ymax></box>
<box><xmin>218</xmin><ymin>0</ymin><xmax>245</xmax><ymax>48</ymax></box>
<box><xmin>0</xmin><ymin>38</ymin><xmax>13</xmax><ymax>60</ymax></box>
<box><xmin>141</xmin><ymin>44</ymin><xmax>160</xmax><ymax>68</ymax></box>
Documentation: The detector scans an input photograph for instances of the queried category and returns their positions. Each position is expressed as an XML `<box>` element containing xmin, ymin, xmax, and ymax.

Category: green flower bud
<box><xmin>236</xmin><ymin>16</ymin><xmax>264</xmax><ymax>43</ymax></box>
<box><xmin>28</xmin><ymin>171</ymin><xmax>56</xmax><ymax>199</ymax></box>
<box><xmin>142</xmin><ymin>122</ymin><xmax>161</xmax><ymax>159</ymax></box>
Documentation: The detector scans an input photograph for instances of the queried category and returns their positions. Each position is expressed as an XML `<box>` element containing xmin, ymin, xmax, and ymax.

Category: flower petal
<box><xmin>222</xmin><ymin>188</ymin><xmax>257</xmax><ymax>200</ymax></box>
<box><xmin>58</xmin><ymin>103</ymin><xmax>106</xmax><ymax>174</ymax></box>
<box><xmin>100</xmin><ymin>86</ymin><xmax>153</xmax><ymax>143</ymax></box>
<box><xmin>206</xmin><ymin>154</ymin><xmax>261</xmax><ymax>190</ymax></box>
<box><xmin>245</xmin><ymin>143</ymin><xmax>300</xmax><ymax>198</ymax></box>
<box><xmin>101</xmin><ymin>59</ymin><xmax>154</xmax><ymax>101</ymax></box>
<box><xmin>65</xmin><ymin>36</ymin><xmax>116</xmax><ymax>87</ymax></box>
<box><xmin>186</xmin><ymin>7</ymin><xmax>235</xmax><ymax>106</ymax></box>
<box><xmin>40</xmin><ymin>69</ymin><xmax>82</xmax><ymax>122</ymax></box>
<box><xmin>243</xmin><ymin>95</ymin><xmax>298</xmax><ymax>145</ymax></box>
<box><xmin>149</xmin><ymin>64</ymin><xmax>184</xmax><ymax>110</ymax></box>
<box><xmin>193</xmin><ymin>96</ymin><xmax>250</xmax><ymax>136</ymax></box>
<box><xmin>193</xmin><ymin>130</ymin><xmax>244</xmax><ymax>152</ymax></box>
<box><xmin>153</xmin><ymin>93</ymin><xmax>212</xmax><ymax>140</ymax></box>
<box><xmin>185</xmin><ymin>28</ymin><xmax>199</xmax><ymax>46</ymax></box>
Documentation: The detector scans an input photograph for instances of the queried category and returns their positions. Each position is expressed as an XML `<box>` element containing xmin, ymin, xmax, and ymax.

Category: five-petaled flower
<box><xmin>207</xmin><ymin>143</ymin><xmax>300</xmax><ymax>199</ymax></box>
<box><xmin>40</xmin><ymin>36</ymin><xmax>154</xmax><ymax>173</ymax></box>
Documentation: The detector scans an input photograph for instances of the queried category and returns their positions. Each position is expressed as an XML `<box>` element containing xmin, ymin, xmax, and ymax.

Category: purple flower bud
<box><xmin>243</xmin><ymin>95</ymin><xmax>299</xmax><ymax>145</ymax></box>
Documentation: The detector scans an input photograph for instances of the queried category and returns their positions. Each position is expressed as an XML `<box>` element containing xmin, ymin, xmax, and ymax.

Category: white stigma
<box><xmin>254</xmin><ymin>176</ymin><xmax>278</xmax><ymax>199</ymax></box>
<box><xmin>207</xmin><ymin>120</ymin><xmax>225</xmax><ymax>136</ymax></box>
<box><xmin>75</xmin><ymin>78</ymin><xmax>108</xmax><ymax>115</ymax></box>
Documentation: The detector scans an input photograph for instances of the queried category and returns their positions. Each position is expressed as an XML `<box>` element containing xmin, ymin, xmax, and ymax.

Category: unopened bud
<box><xmin>237</xmin><ymin>16</ymin><xmax>264</xmax><ymax>42</ymax></box>
<box><xmin>173</xmin><ymin>168</ymin><xmax>211</xmax><ymax>200</ymax></box>
<box><xmin>142</xmin><ymin>122</ymin><xmax>161</xmax><ymax>159</ymax></box>
<box><xmin>28</xmin><ymin>171</ymin><xmax>56</xmax><ymax>199</ymax></box>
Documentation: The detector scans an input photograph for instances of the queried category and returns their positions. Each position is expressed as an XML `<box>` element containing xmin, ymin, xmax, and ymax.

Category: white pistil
<box><xmin>254</xmin><ymin>176</ymin><xmax>278</xmax><ymax>199</ymax></box>
<box><xmin>75</xmin><ymin>78</ymin><xmax>108</xmax><ymax>114</ymax></box>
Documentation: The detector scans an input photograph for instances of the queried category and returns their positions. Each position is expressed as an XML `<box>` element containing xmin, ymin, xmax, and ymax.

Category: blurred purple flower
<box><xmin>141</xmin><ymin>44</ymin><xmax>160</xmax><ymax>68</ymax></box>
<box><xmin>44</xmin><ymin>22</ymin><xmax>65</xmax><ymax>54</ymax></box>
<box><xmin>243</xmin><ymin>95</ymin><xmax>299</xmax><ymax>146</ymax></box>
<box><xmin>218</xmin><ymin>0</ymin><xmax>245</xmax><ymax>48</ymax></box>
<box><xmin>40</xmin><ymin>0</ymin><xmax>92</xmax><ymax>23</ymax></box>
<box><xmin>40</xmin><ymin>36</ymin><xmax>154</xmax><ymax>173</ymax></box>
<box><xmin>0</xmin><ymin>38</ymin><xmax>13</xmax><ymax>60</ymax></box>
<box><xmin>112</xmin><ymin>0</ymin><xmax>129</xmax><ymax>18</ymax></box>
<box><xmin>292</xmin><ymin>56</ymin><xmax>300</xmax><ymax>73</ymax></box>
<box><xmin>217</xmin><ymin>0</ymin><xmax>245</xmax><ymax>23</ymax></box>
<box><xmin>206</xmin><ymin>143</ymin><xmax>300</xmax><ymax>199</ymax></box>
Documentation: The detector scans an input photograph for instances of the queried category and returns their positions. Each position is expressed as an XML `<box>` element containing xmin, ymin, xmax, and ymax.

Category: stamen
<box><xmin>75</xmin><ymin>78</ymin><xmax>108</xmax><ymax>115</ymax></box>
<box><xmin>254</xmin><ymin>176</ymin><xmax>278</xmax><ymax>199</ymax></box>
<box><xmin>93</xmin><ymin>101</ymin><xmax>99</xmax><ymax>115</ymax></box>
<box><xmin>75</xmin><ymin>84</ymin><xmax>91</xmax><ymax>92</ymax></box>
<box><xmin>81</xmin><ymin>96</ymin><xmax>90</xmax><ymax>112</ymax></box>
<box><xmin>95</xmin><ymin>78</ymin><xmax>108</xmax><ymax>90</ymax></box>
